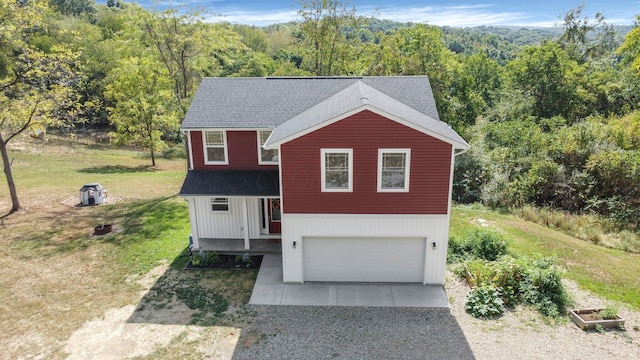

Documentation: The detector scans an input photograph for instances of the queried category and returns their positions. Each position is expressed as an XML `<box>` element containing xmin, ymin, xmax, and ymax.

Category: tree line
<box><xmin>1</xmin><ymin>0</ymin><xmax>639</xmax><ymax>230</ymax></box>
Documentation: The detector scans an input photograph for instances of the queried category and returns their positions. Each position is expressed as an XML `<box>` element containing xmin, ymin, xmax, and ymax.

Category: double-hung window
<box><xmin>321</xmin><ymin>149</ymin><xmax>353</xmax><ymax>192</ymax></box>
<box><xmin>378</xmin><ymin>149</ymin><xmax>411</xmax><ymax>192</ymax></box>
<box><xmin>203</xmin><ymin>130</ymin><xmax>228</xmax><ymax>164</ymax></box>
<box><xmin>257</xmin><ymin>130</ymin><xmax>279</xmax><ymax>164</ymax></box>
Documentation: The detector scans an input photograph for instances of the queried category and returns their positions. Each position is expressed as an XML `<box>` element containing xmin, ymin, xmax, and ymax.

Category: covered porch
<box><xmin>197</xmin><ymin>238</ymin><xmax>282</xmax><ymax>254</ymax></box>
<box><xmin>179</xmin><ymin>169</ymin><xmax>282</xmax><ymax>252</ymax></box>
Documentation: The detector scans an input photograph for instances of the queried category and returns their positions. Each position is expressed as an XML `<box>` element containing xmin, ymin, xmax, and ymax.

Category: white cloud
<box><xmin>203</xmin><ymin>3</ymin><xmax>636</xmax><ymax>27</ymax></box>
<box><xmin>207</xmin><ymin>9</ymin><xmax>299</xmax><ymax>26</ymax></box>
<box><xmin>367</xmin><ymin>4</ymin><xmax>540</xmax><ymax>27</ymax></box>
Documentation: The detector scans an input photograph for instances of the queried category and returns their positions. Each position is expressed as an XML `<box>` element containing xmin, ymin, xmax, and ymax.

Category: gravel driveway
<box><xmin>231</xmin><ymin>306</ymin><xmax>475</xmax><ymax>359</ymax></box>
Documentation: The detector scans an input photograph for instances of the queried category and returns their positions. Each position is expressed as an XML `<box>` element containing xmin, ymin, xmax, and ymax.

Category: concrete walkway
<box><xmin>249</xmin><ymin>254</ymin><xmax>450</xmax><ymax>307</ymax></box>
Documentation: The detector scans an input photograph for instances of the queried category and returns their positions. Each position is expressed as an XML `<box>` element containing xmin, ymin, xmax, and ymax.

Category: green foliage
<box><xmin>460</xmin><ymin>256</ymin><xmax>569</xmax><ymax>318</ymax></box>
<box><xmin>448</xmin><ymin>228</ymin><xmax>509</xmax><ymax>262</ymax></box>
<box><xmin>50</xmin><ymin>0</ymin><xmax>95</xmax><ymax>16</ymax></box>
<box><xmin>104</xmin><ymin>56</ymin><xmax>179</xmax><ymax>166</ymax></box>
<box><xmin>464</xmin><ymin>285</ymin><xmax>505</xmax><ymax>319</ymax></box>
<box><xmin>518</xmin><ymin>257</ymin><xmax>569</xmax><ymax>317</ymax></box>
<box><xmin>618</xmin><ymin>15</ymin><xmax>640</xmax><ymax>73</ymax></box>
<box><xmin>453</xmin><ymin>147</ymin><xmax>489</xmax><ymax>204</ymax></box>
<box><xmin>5</xmin><ymin>0</ymin><xmax>637</xmax><ymax>232</ymax></box>
<box><xmin>194</xmin><ymin>251</ymin><xmax>221</xmax><ymax>266</ymax></box>
<box><xmin>296</xmin><ymin>0</ymin><xmax>361</xmax><ymax>76</ymax></box>
<box><xmin>599</xmin><ymin>304</ymin><xmax>619</xmax><ymax>320</ymax></box>
<box><xmin>450</xmin><ymin>226</ymin><xmax>569</xmax><ymax>318</ymax></box>
<box><xmin>506</xmin><ymin>41</ymin><xmax>589</xmax><ymax>120</ymax></box>
<box><xmin>450</xmin><ymin>207</ymin><xmax>640</xmax><ymax>310</ymax></box>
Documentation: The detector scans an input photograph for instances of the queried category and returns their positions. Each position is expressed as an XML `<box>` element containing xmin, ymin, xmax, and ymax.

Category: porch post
<box><xmin>187</xmin><ymin>197</ymin><xmax>200</xmax><ymax>250</ymax></box>
<box><xmin>242</xmin><ymin>197</ymin><xmax>250</xmax><ymax>249</ymax></box>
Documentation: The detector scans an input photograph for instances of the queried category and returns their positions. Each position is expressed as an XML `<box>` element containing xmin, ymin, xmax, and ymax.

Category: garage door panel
<box><xmin>303</xmin><ymin>237</ymin><xmax>425</xmax><ymax>283</ymax></box>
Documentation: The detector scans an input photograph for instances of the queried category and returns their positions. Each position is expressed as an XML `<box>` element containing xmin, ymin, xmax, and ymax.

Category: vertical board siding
<box><xmin>280</xmin><ymin>214</ymin><xmax>449</xmax><ymax>284</ymax></box>
<box><xmin>194</xmin><ymin>197</ymin><xmax>261</xmax><ymax>239</ymax></box>
<box><xmin>281</xmin><ymin>110</ymin><xmax>452</xmax><ymax>214</ymax></box>
<box><xmin>190</xmin><ymin>130</ymin><xmax>278</xmax><ymax>170</ymax></box>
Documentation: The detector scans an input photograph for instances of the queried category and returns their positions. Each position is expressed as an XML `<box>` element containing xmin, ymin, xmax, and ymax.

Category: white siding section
<box><xmin>281</xmin><ymin>214</ymin><xmax>450</xmax><ymax>284</ymax></box>
<box><xmin>191</xmin><ymin>197</ymin><xmax>261</xmax><ymax>240</ymax></box>
<box><xmin>246</xmin><ymin>198</ymin><xmax>261</xmax><ymax>238</ymax></box>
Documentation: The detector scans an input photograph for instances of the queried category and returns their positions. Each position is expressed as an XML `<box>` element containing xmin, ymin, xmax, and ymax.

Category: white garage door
<box><xmin>302</xmin><ymin>237</ymin><xmax>426</xmax><ymax>283</ymax></box>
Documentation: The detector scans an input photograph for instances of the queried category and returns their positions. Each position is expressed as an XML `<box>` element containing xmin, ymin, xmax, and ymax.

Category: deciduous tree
<box><xmin>1</xmin><ymin>0</ymin><xmax>80</xmax><ymax>214</ymax></box>
<box><xmin>297</xmin><ymin>0</ymin><xmax>359</xmax><ymax>76</ymax></box>
<box><xmin>104</xmin><ymin>56</ymin><xmax>178</xmax><ymax>167</ymax></box>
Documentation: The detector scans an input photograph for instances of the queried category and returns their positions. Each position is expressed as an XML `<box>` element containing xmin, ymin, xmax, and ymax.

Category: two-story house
<box><xmin>179</xmin><ymin>76</ymin><xmax>469</xmax><ymax>285</ymax></box>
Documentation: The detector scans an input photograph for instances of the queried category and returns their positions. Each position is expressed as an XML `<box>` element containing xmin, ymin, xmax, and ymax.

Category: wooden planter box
<box><xmin>569</xmin><ymin>308</ymin><xmax>625</xmax><ymax>330</ymax></box>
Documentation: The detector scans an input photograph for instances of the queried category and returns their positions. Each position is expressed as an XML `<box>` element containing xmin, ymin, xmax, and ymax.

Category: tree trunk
<box><xmin>0</xmin><ymin>134</ymin><xmax>21</xmax><ymax>213</ymax></box>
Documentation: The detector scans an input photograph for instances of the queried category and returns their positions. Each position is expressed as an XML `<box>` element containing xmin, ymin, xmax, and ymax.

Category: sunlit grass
<box><xmin>451</xmin><ymin>205</ymin><xmax>640</xmax><ymax>309</ymax></box>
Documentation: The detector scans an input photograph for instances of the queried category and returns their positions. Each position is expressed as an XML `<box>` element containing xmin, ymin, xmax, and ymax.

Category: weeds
<box><xmin>451</xmin><ymin>228</ymin><xmax>569</xmax><ymax>319</ymax></box>
<box><xmin>516</xmin><ymin>205</ymin><xmax>640</xmax><ymax>253</ymax></box>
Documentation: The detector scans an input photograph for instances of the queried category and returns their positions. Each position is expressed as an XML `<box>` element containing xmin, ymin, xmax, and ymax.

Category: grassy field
<box><xmin>450</xmin><ymin>205</ymin><xmax>640</xmax><ymax>310</ymax></box>
<box><xmin>0</xmin><ymin>135</ymin><xmax>256</xmax><ymax>359</ymax></box>
<box><xmin>1</xmin><ymin>134</ymin><xmax>639</xmax><ymax>358</ymax></box>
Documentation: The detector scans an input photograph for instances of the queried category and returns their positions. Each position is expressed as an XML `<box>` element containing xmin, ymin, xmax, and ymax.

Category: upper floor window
<box><xmin>378</xmin><ymin>149</ymin><xmax>410</xmax><ymax>192</ymax></box>
<box><xmin>203</xmin><ymin>131</ymin><xmax>228</xmax><ymax>164</ymax></box>
<box><xmin>258</xmin><ymin>130</ymin><xmax>279</xmax><ymax>164</ymax></box>
<box><xmin>321</xmin><ymin>149</ymin><xmax>353</xmax><ymax>192</ymax></box>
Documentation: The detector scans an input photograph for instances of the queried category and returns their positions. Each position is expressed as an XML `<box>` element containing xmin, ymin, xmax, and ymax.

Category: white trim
<box><xmin>264</xmin><ymin>104</ymin><xmax>469</xmax><ymax>150</ymax></box>
<box><xmin>211</xmin><ymin>197</ymin><xmax>230</xmax><ymax>212</ymax></box>
<box><xmin>320</xmin><ymin>148</ymin><xmax>353</xmax><ymax>192</ymax></box>
<box><xmin>269</xmin><ymin>199</ymin><xmax>282</xmax><ymax>222</ymax></box>
<box><xmin>377</xmin><ymin>148</ymin><xmax>411</xmax><ymax>192</ymax></box>
<box><xmin>443</xmin><ymin>147</ymin><xmax>456</xmax><ymax>279</ymax></box>
<box><xmin>242</xmin><ymin>198</ymin><xmax>250</xmax><ymax>250</ymax></box>
<box><xmin>186</xmin><ymin>131</ymin><xmax>194</xmax><ymax>170</ymax></box>
<box><xmin>183</xmin><ymin>127</ymin><xmax>274</xmax><ymax>132</ymax></box>
<box><xmin>186</xmin><ymin>198</ymin><xmax>200</xmax><ymax>250</ymax></box>
<box><xmin>257</xmin><ymin>130</ymin><xmax>279</xmax><ymax>165</ymax></box>
<box><xmin>203</xmin><ymin>130</ymin><xmax>229</xmax><ymax>165</ymax></box>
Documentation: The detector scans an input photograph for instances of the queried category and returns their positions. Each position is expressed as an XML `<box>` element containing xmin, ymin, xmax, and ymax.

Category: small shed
<box><xmin>79</xmin><ymin>183</ymin><xmax>106</xmax><ymax>206</ymax></box>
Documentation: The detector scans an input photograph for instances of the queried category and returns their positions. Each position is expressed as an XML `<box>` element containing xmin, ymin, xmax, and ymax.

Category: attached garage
<box><xmin>302</xmin><ymin>237</ymin><xmax>427</xmax><ymax>283</ymax></box>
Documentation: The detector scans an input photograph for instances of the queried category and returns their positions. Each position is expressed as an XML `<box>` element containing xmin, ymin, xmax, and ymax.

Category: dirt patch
<box><xmin>63</xmin><ymin>262</ymin><xmax>249</xmax><ymax>359</ymax></box>
<box><xmin>446</xmin><ymin>271</ymin><xmax>640</xmax><ymax>359</ymax></box>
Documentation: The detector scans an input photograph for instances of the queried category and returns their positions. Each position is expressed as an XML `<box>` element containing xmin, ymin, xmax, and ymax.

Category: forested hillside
<box><xmin>1</xmin><ymin>0</ymin><xmax>639</xmax><ymax>233</ymax></box>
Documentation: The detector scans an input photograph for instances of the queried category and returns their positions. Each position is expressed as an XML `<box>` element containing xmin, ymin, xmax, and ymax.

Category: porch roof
<box><xmin>179</xmin><ymin>170</ymin><xmax>280</xmax><ymax>197</ymax></box>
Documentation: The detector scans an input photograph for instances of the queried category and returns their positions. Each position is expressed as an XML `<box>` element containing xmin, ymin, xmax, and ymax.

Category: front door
<box><xmin>268</xmin><ymin>199</ymin><xmax>281</xmax><ymax>234</ymax></box>
<box><xmin>260</xmin><ymin>198</ymin><xmax>281</xmax><ymax>235</ymax></box>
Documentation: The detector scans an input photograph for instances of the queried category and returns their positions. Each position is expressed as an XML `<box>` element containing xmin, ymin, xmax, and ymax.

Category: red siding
<box><xmin>281</xmin><ymin>110</ymin><xmax>452</xmax><ymax>215</ymax></box>
<box><xmin>190</xmin><ymin>130</ymin><xmax>278</xmax><ymax>170</ymax></box>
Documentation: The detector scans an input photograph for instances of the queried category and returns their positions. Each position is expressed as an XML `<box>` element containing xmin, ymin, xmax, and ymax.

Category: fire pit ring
<box><xmin>94</xmin><ymin>224</ymin><xmax>113</xmax><ymax>235</ymax></box>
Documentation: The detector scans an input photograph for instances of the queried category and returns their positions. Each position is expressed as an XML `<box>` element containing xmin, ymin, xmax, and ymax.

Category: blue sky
<box><xmin>123</xmin><ymin>1</ymin><xmax>639</xmax><ymax>27</ymax></box>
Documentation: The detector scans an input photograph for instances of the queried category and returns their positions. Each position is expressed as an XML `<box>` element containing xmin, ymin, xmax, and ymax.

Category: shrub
<box><xmin>465</xmin><ymin>285</ymin><xmax>505</xmax><ymax>319</ymax></box>
<box><xmin>191</xmin><ymin>251</ymin><xmax>221</xmax><ymax>267</ymax></box>
<box><xmin>447</xmin><ymin>234</ymin><xmax>466</xmax><ymax>263</ymax></box>
<box><xmin>450</xmin><ymin>228</ymin><xmax>509</xmax><ymax>263</ymax></box>
<box><xmin>518</xmin><ymin>257</ymin><xmax>569</xmax><ymax>317</ymax></box>
<box><xmin>458</xmin><ymin>255</ymin><xmax>569</xmax><ymax>318</ymax></box>
<box><xmin>466</xmin><ymin>229</ymin><xmax>509</xmax><ymax>261</ymax></box>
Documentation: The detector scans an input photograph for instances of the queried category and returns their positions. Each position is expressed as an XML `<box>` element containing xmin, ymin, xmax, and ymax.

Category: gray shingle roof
<box><xmin>179</xmin><ymin>170</ymin><xmax>280</xmax><ymax>197</ymax></box>
<box><xmin>264</xmin><ymin>81</ymin><xmax>469</xmax><ymax>150</ymax></box>
<box><xmin>181</xmin><ymin>76</ymin><xmax>442</xmax><ymax>129</ymax></box>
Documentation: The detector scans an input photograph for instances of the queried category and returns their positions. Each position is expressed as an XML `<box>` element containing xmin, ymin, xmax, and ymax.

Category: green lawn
<box><xmin>451</xmin><ymin>205</ymin><xmax>640</xmax><ymax>309</ymax></box>
<box><xmin>1</xmin><ymin>135</ymin><xmax>639</xmax><ymax>358</ymax></box>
